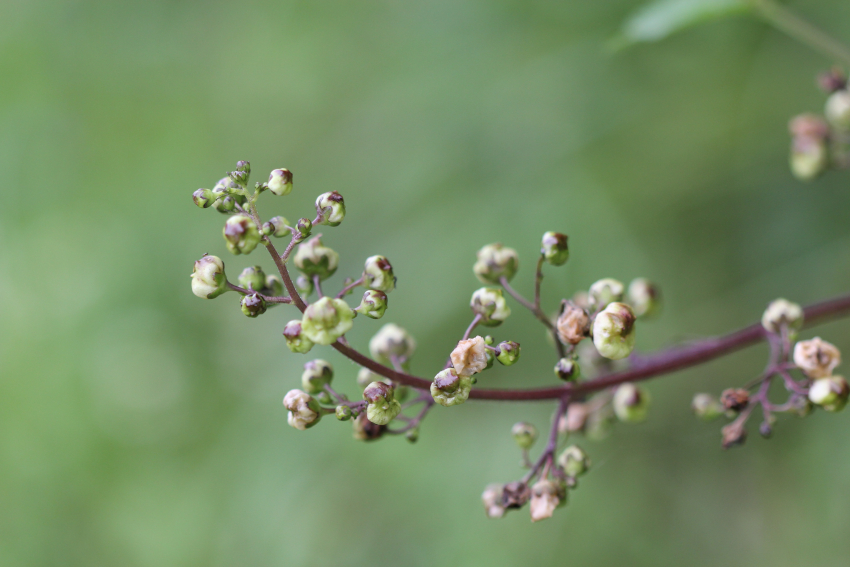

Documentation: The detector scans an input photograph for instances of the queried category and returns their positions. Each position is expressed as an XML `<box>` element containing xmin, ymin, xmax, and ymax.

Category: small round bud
<box><xmin>295</xmin><ymin>274</ymin><xmax>313</xmax><ymax>297</ymax></box>
<box><xmin>470</xmin><ymin>287</ymin><xmax>511</xmax><ymax>327</ymax></box>
<box><xmin>430</xmin><ymin>368</ymin><xmax>473</xmax><ymax>407</ymax></box>
<box><xmin>720</xmin><ymin>388</ymin><xmax>750</xmax><ymax>412</ymax></box>
<box><xmin>511</xmin><ymin>422</ymin><xmax>537</xmax><ymax>449</ymax></box>
<box><xmin>336</xmin><ymin>405</ymin><xmax>352</xmax><ymax>421</ymax></box>
<box><xmin>223</xmin><ymin>214</ymin><xmax>261</xmax><ymax>255</ymax></box>
<box><xmin>283</xmin><ymin>320</ymin><xmax>314</xmax><ymax>354</ymax></box>
<box><xmin>315</xmin><ymin>391</ymin><xmax>332</xmax><ymax>405</ymax></box>
<box><xmin>215</xmin><ymin>194</ymin><xmax>237</xmax><ymax>213</ymax></box>
<box><xmin>793</xmin><ymin>337</ymin><xmax>841</xmax><ymax>379</ymax></box>
<box><xmin>556</xmin><ymin>301</ymin><xmax>590</xmax><ymax>345</ymax></box>
<box><xmin>300</xmin><ymin>297</ymin><xmax>355</xmax><ymax>345</ymax></box>
<box><xmin>481</xmin><ymin>484</ymin><xmax>506</xmax><ymax>519</ymax></box>
<box><xmin>721</xmin><ymin>421</ymin><xmax>747</xmax><ymax>449</ymax></box>
<box><xmin>190</xmin><ymin>254</ymin><xmax>228</xmax><ymax>299</ymax></box>
<box><xmin>761</xmin><ymin>298</ymin><xmax>804</xmax><ymax>335</ymax></box>
<box><xmin>357</xmin><ymin>368</ymin><xmax>388</xmax><ymax>389</ymax></box>
<box><xmin>541</xmin><ymin>232</ymin><xmax>569</xmax><ymax>266</ymax></box>
<box><xmin>262</xmin><ymin>216</ymin><xmax>292</xmax><ymax>238</ymax></box>
<box><xmin>362</xmin><ymin>255</ymin><xmax>395</xmax><ymax>292</ymax></box>
<box><xmin>301</xmin><ymin>359</ymin><xmax>334</xmax><ymax>394</ymax></box>
<box><xmin>561</xmin><ymin>402</ymin><xmax>589</xmax><ymax>434</ymax></box>
<box><xmin>554</xmin><ymin>357</ymin><xmax>580</xmax><ymax>381</ymax></box>
<box><xmin>826</xmin><ymin>90</ymin><xmax>850</xmax><ymax>130</ymax></box>
<box><xmin>473</xmin><ymin>243</ymin><xmax>519</xmax><ymax>284</ymax></box>
<box><xmin>626</xmin><ymin>278</ymin><xmax>661</xmax><ymax>318</ymax></box>
<box><xmin>363</xmin><ymin>381</ymin><xmax>401</xmax><ymax>425</ymax></box>
<box><xmin>240</xmin><ymin>293</ymin><xmax>267</xmax><ymax>317</ymax></box>
<box><xmin>592</xmin><ymin>302</ymin><xmax>636</xmax><ymax>360</ymax></box>
<box><xmin>267</xmin><ymin>168</ymin><xmax>293</xmax><ymax>196</ymax></box>
<box><xmin>237</xmin><ymin>265</ymin><xmax>266</xmax><ymax>291</ymax></box>
<box><xmin>691</xmin><ymin>393</ymin><xmax>723</xmax><ymax>421</ymax></box>
<box><xmin>229</xmin><ymin>169</ymin><xmax>249</xmax><ymax>187</ymax></box>
<box><xmin>352</xmin><ymin>412</ymin><xmax>386</xmax><ymax>441</ymax></box>
<box><xmin>294</xmin><ymin>236</ymin><xmax>339</xmax><ymax>281</ymax></box>
<box><xmin>485</xmin><ymin>349</ymin><xmax>495</xmax><ymax>370</ymax></box>
<box><xmin>293</xmin><ymin>218</ymin><xmax>313</xmax><ymax>243</ymax></box>
<box><xmin>808</xmin><ymin>375</ymin><xmax>849</xmax><ymax>412</ymax></box>
<box><xmin>530</xmin><ymin>479</ymin><xmax>566</xmax><ymax>522</ymax></box>
<box><xmin>496</xmin><ymin>341</ymin><xmax>521</xmax><ymax>366</ymax></box>
<box><xmin>450</xmin><ymin>336</ymin><xmax>488</xmax><ymax>377</ymax></box>
<box><xmin>790</xmin><ymin>137</ymin><xmax>829</xmax><ymax>181</ymax></box>
<box><xmin>264</xmin><ymin>274</ymin><xmax>283</xmax><ymax>297</ymax></box>
<box><xmin>405</xmin><ymin>428</ymin><xmax>419</xmax><ymax>443</ymax></box>
<box><xmin>759</xmin><ymin>421</ymin><xmax>773</xmax><ymax>439</ymax></box>
<box><xmin>369</xmin><ymin>323</ymin><xmax>416</xmax><ymax>365</ymax></box>
<box><xmin>315</xmin><ymin>191</ymin><xmax>346</xmax><ymax>226</ymax></box>
<box><xmin>355</xmin><ymin>290</ymin><xmax>388</xmax><ymax>319</ymax></box>
<box><xmin>819</xmin><ymin>68</ymin><xmax>847</xmax><ymax>93</ymax></box>
<box><xmin>558</xmin><ymin>445</ymin><xmax>591</xmax><ymax>478</ymax></box>
<box><xmin>612</xmin><ymin>383</ymin><xmax>650</xmax><ymax>423</ymax></box>
<box><xmin>501</xmin><ymin>481</ymin><xmax>531</xmax><ymax>509</ymax></box>
<box><xmin>193</xmin><ymin>188</ymin><xmax>215</xmax><ymax>208</ymax></box>
<box><xmin>588</xmin><ymin>278</ymin><xmax>625</xmax><ymax>311</ymax></box>
<box><xmin>283</xmin><ymin>389</ymin><xmax>322</xmax><ymax>430</ymax></box>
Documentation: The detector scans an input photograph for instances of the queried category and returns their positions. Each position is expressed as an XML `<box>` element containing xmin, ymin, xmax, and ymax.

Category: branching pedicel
<box><xmin>190</xmin><ymin>161</ymin><xmax>850</xmax><ymax>523</ymax></box>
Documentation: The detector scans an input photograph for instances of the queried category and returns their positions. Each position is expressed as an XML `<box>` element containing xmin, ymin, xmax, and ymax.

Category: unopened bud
<box><xmin>482</xmin><ymin>484</ymin><xmax>506</xmax><ymax>518</ymax></box>
<box><xmin>296</xmin><ymin>274</ymin><xmax>313</xmax><ymax>297</ymax></box>
<box><xmin>357</xmin><ymin>368</ymin><xmax>388</xmax><ymax>389</ymax></box>
<box><xmin>826</xmin><ymin>90</ymin><xmax>850</xmax><ymax>130</ymax></box>
<box><xmin>501</xmin><ymin>481</ymin><xmax>531</xmax><ymax>509</ymax></box>
<box><xmin>355</xmin><ymin>290</ymin><xmax>388</xmax><ymax>319</ymax></box>
<box><xmin>558</xmin><ymin>445</ymin><xmax>591</xmax><ymax>478</ymax></box>
<box><xmin>301</xmin><ymin>297</ymin><xmax>355</xmax><ymax>345</ymax></box>
<box><xmin>264</xmin><ymin>274</ymin><xmax>283</xmax><ymax>297</ymax></box>
<box><xmin>363</xmin><ymin>381</ymin><xmax>401</xmax><ymax>425</ymax></box>
<box><xmin>190</xmin><ymin>254</ymin><xmax>228</xmax><ymax>299</ymax></box>
<box><xmin>262</xmin><ymin>215</ymin><xmax>292</xmax><ymax>238</ymax></box>
<box><xmin>223</xmin><ymin>214</ymin><xmax>261</xmax><ymax>255</ymax></box>
<box><xmin>293</xmin><ymin>218</ymin><xmax>313</xmax><ymax>243</ymax></box>
<box><xmin>556</xmin><ymin>301</ymin><xmax>590</xmax><ymax>345</ymax></box>
<box><xmin>215</xmin><ymin>194</ymin><xmax>237</xmax><ymax>213</ymax></box>
<box><xmin>691</xmin><ymin>393</ymin><xmax>723</xmax><ymax>421</ymax></box>
<box><xmin>627</xmin><ymin>278</ymin><xmax>661</xmax><ymax>318</ymax></box>
<box><xmin>592</xmin><ymin>302</ymin><xmax>636</xmax><ymax>360</ymax></box>
<box><xmin>301</xmin><ymin>359</ymin><xmax>334</xmax><ymax>394</ymax></box>
<box><xmin>193</xmin><ymin>188</ymin><xmax>215</xmax><ymax>208</ymax></box>
<box><xmin>561</xmin><ymin>402</ymin><xmax>589</xmax><ymax>433</ymax></box>
<box><xmin>473</xmin><ymin>243</ymin><xmax>519</xmax><ymax>284</ymax></box>
<box><xmin>229</xmin><ymin>169</ymin><xmax>249</xmax><ymax>187</ymax></box>
<box><xmin>267</xmin><ymin>168</ymin><xmax>293</xmax><ymax>196</ymax></box>
<box><xmin>470</xmin><ymin>287</ymin><xmax>511</xmax><ymax>326</ymax></box>
<box><xmin>541</xmin><ymin>232</ymin><xmax>569</xmax><ymax>266</ymax></box>
<box><xmin>793</xmin><ymin>337</ymin><xmax>841</xmax><ymax>379</ymax></box>
<box><xmin>369</xmin><ymin>323</ymin><xmax>416</xmax><ymax>364</ymax></box>
<box><xmin>315</xmin><ymin>191</ymin><xmax>345</xmax><ymax>226</ymax></box>
<box><xmin>808</xmin><ymin>375</ymin><xmax>849</xmax><ymax>412</ymax></box>
<box><xmin>336</xmin><ymin>405</ymin><xmax>352</xmax><ymax>421</ymax></box>
<box><xmin>720</xmin><ymin>388</ymin><xmax>750</xmax><ymax>413</ymax></box>
<box><xmin>240</xmin><ymin>293</ymin><xmax>267</xmax><ymax>317</ymax></box>
<box><xmin>294</xmin><ymin>236</ymin><xmax>339</xmax><ymax>281</ymax></box>
<box><xmin>511</xmin><ymin>422</ymin><xmax>538</xmax><ymax>449</ymax></box>
<box><xmin>496</xmin><ymin>341</ymin><xmax>521</xmax><ymax>366</ymax></box>
<box><xmin>721</xmin><ymin>421</ymin><xmax>747</xmax><ymax>449</ymax></box>
<box><xmin>283</xmin><ymin>389</ymin><xmax>322</xmax><ymax>430</ymax></box>
<box><xmin>759</xmin><ymin>421</ymin><xmax>773</xmax><ymax>439</ymax></box>
<box><xmin>430</xmin><ymin>368</ymin><xmax>472</xmax><ymax>407</ymax></box>
<box><xmin>283</xmin><ymin>320</ymin><xmax>314</xmax><ymax>354</ymax></box>
<box><xmin>352</xmin><ymin>412</ymin><xmax>386</xmax><ymax>441</ymax></box>
<box><xmin>554</xmin><ymin>357</ymin><xmax>580</xmax><ymax>381</ymax></box>
<box><xmin>405</xmin><ymin>428</ymin><xmax>419</xmax><ymax>443</ymax></box>
<box><xmin>818</xmin><ymin>68</ymin><xmax>847</xmax><ymax>94</ymax></box>
<box><xmin>362</xmin><ymin>255</ymin><xmax>395</xmax><ymax>292</ymax></box>
<box><xmin>761</xmin><ymin>298</ymin><xmax>803</xmax><ymax>335</ymax></box>
<box><xmin>529</xmin><ymin>479</ymin><xmax>566</xmax><ymax>522</ymax></box>
<box><xmin>588</xmin><ymin>278</ymin><xmax>624</xmax><ymax>311</ymax></box>
<box><xmin>613</xmin><ymin>383</ymin><xmax>650</xmax><ymax>422</ymax></box>
<box><xmin>238</xmin><ymin>265</ymin><xmax>266</xmax><ymax>291</ymax></box>
<box><xmin>451</xmin><ymin>336</ymin><xmax>488</xmax><ymax>376</ymax></box>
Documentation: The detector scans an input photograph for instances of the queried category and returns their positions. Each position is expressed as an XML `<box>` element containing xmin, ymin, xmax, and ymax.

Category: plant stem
<box><xmin>752</xmin><ymin>0</ymin><xmax>850</xmax><ymax>66</ymax></box>
<box><xmin>499</xmin><ymin>275</ymin><xmax>566</xmax><ymax>358</ymax></box>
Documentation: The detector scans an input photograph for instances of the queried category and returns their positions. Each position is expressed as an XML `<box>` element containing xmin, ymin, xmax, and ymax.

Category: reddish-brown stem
<box><xmin>499</xmin><ymin>274</ymin><xmax>566</xmax><ymax>359</ymax></box>
<box><xmin>336</xmin><ymin>276</ymin><xmax>364</xmax><ymax>299</ymax></box>
<box><xmin>225</xmin><ymin>282</ymin><xmax>292</xmax><ymax>303</ymax></box>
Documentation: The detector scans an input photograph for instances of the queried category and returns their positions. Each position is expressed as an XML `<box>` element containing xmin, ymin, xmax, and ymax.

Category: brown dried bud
<box><xmin>818</xmin><ymin>68</ymin><xmax>847</xmax><ymax>94</ymax></box>
<box><xmin>560</xmin><ymin>402</ymin><xmax>589</xmax><ymax>434</ymax></box>
<box><xmin>501</xmin><ymin>481</ymin><xmax>531</xmax><ymax>509</ymax></box>
<box><xmin>556</xmin><ymin>301</ymin><xmax>590</xmax><ymax>345</ymax></box>
<box><xmin>721</xmin><ymin>421</ymin><xmax>747</xmax><ymax>449</ymax></box>
<box><xmin>720</xmin><ymin>388</ymin><xmax>750</xmax><ymax>413</ymax></box>
<box><xmin>352</xmin><ymin>413</ymin><xmax>386</xmax><ymax>441</ymax></box>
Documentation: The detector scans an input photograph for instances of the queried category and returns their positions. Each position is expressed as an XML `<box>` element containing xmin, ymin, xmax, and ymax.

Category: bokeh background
<box><xmin>2</xmin><ymin>0</ymin><xmax>850</xmax><ymax>565</ymax></box>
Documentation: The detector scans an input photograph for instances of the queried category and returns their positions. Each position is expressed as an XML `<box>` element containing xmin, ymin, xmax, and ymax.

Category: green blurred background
<box><xmin>2</xmin><ymin>0</ymin><xmax>850</xmax><ymax>565</ymax></box>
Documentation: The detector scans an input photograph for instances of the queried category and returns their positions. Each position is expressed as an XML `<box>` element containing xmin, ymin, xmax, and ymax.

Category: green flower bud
<box><xmin>470</xmin><ymin>287</ymin><xmax>511</xmax><ymax>327</ymax></box>
<box><xmin>363</xmin><ymin>381</ymin><xmax>401</xmax><ymax>425</ymax></box>
<box><xmin>301</xmin><ymin>359</ymin><xmax>334</xmax><ymax>394</ymax></box>
<box><xmin>613</xmin><ymin>383</ymin><xmax>650</xmax><ymax>423</ymax></box>
<box><xmin>238</xmin><ymin>265</ymin><xmax>266</xmax><ymax>291</ymax></box>
<box><xmin>193</xmin><ymin>188</ymin><xmax>215</xmax><ymax>208</ymax></box>
<box><xmin>592</xmin><ymin>302</ymin><xmax>636</xmax><ymax>360</ymax></box>
<box><xmin>369</xmin><ymin>323</ymin><xmax>416</xmax><ymax>365</ymax></box>
<box><xmin>300</xmin><ymin>297</ymin><xmax>355</xmax><ymax>345</ymax></box>
<box><xmin>355</xmin><ymin>290</ymin><xmax>388</xmax><ymax>319</ymax></box>
<box><xmin>556</xmin><ymin>301</ymin><xmax>590</xmax><ymax>345</ymax></box>
<box><xmin>450</xmin><ymin>336</ymin><xmax>488</xmax><ymax>377</ymax></box>
<box><xmin>294</xmin><ymin>236</ymin><xmax>339</xmax><ymax>281</ymax></box>
<box><xmin>283</xmin><ymin>320</ymin><xmax>314</xmax><ymax>354</ymax></box>
<box><xmin>264</xmin><ymin>274</ymin><xmax>283</xmax><ymax>297</ymax></box>
<box><xmin>496</xmin><ymin>341</ymin><xmax>520</xmax><ymax>366</ymax></box>
<box><xmin>430</xmin><ymin>368</ymin><xmax>472</xmax><ymax>407</ymax></box>
<box><xmin>296</xmin><ymin>274</ymin><xmax>313</xmax><ymax>297</ymax></box>
<box><xmin>511</xmin><ymin>421</ymin><xmax>537</xmax><ymax>449</ymax></box>
<box><xmin>315</xmin><ymin>391</ymin><xmax>332</xmax><ymax>405</ymax></box>
<box><xmin>482</xmin><ymin>484</ymin><xmax>506</xmax><ymax>519</ymax></box>
<box><xmin>293</xmin><ymin>218</ymin><xmax>313</xmax><ymax>243</ymax></box>
<box><xmin>554</xmin><ymin>357</ymin><xmax>580</xmax><ymax>381</ymax></box>
<box><xmin>283</xmin><ymin>389</ymin><xmax>322</xmax><ymax>430</ymax></box>
<box><xmin>214</xmin><ymin>194</ymin><xmax>237</xmax><ymax>213</ymax></box>
<box><xmin>626</xmin><ymin>278</ymin><xmax>661</xmax><ymax>318</ymax></box>
<box><xmin>473</xmin><ymin>243</ymin><xmax>519</xmax><ymax>284</ymax></box>
<box><xmin>315</xmin><ymin>191</ymin><xmax>346</xmax><ymax>226</ymax></box>
<box><xmin>235</xmin><ymin>160</ymin><xmax>250</xmax><ymax>175</ymax></box>
<box><xmin>190</xmin><ymin>254</ymin><xmax>228</xmax><ymax>299</ymax></box>
<box><xmin>691</xmin><ymin>393</ymin><xmax>723</xmax><ymax>421</ymax></box>
<box><xmin>223</xmin><ymin>213</ymin><xmax>261</xmax><ymax>255</ymax></box>
<box><xmin>484</xmin><ymin>349</ymin><xmax>495</xmax><ymax>370</ymax></box>
<box><xmin>808</xmin><ymin>375</ymin><xmax>849</xmax><ymax>412</ymax></box>
<box><xmin>352</xmin><ymin>412</ymin><xmax>386</xmax><ymax>441</ymax></box>
<box><xmin>588</xmin><ymin>278</ymin><xmax>625</xmax><ymax>311</ymax></box>
<box><xmin>541</xmin><ymin>232</ymin><xmax>569</xmax><ymax>266</ymax></box>
<box><xmin>362</xmin><ymin>255</ymin><xmax>395</xmax><ymax>292</ymax></box>
<box><xmin>262</xmin><ymin>216</ymin><xmax>292</xmax><ymax>238</ymax></box>
<box><xmin>793</xmin><ymin>337</ymin><xmax>841</xmax><ymax>379</ymax></box>
<box><xmin>357</xmin><ymin>368</ymin><xmax>387</xmax><ymax>389</ymax></box>
<box><xmin>530</xmin><ymin>479</ymin><xmax>566</xmax><ymax>522</ymax></box>
<box><xmin>336</xmin><ymin>405</ymin><xmax>352</xmax><ymax>421</ymax></box>
<box><xmin>405</xmin><ymin>427</ymin><xmax>419</xmax><ymax>443</ymax></box>
<box><xmin>267</xmin><ymin>168</ymin><xmax>293</xmax><ymax>196</ymax></box>
<box><xmin>240</xmin><ymin>293</ymin><xmax>267</xmax><ymax>317</ymax></box>
<box><xmin>761</xmin><ymin>298</ymin><xmax>803</xmax><ymax>335</ymax></box>
<box><xmin>720</xmin><ymin>388</ymin><xmax>750</xmax><ymax>413</ymax></box>
<box><xmin>826</xmin><ymin>90</ymin><xmax>850</xmax><ymax>129</ymax></box>
<box><xmin>557</xmin><ymin>445</ymin><xmax>590</xmax><ymax>478</ymax></box>
<box><xmin>790</xmin><ymin>138</ymin><xmax>829</xmax><ymax>181</ymax></box>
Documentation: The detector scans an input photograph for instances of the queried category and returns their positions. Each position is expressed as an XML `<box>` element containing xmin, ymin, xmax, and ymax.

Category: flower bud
<box><xmin>296</xmin><ymin>274</ymin><xmax>313</xmax><ymax>297</ymax></box>
<box><xmin>294</xmin><ymin>236</ymin><xmax>339</xmax><ymax>281</ymax></box>
<box><xmin>336</xmin><ymin>405</ymin><xmax>352</xmax><ymax>421</ymax></box>
<box><xmin>301</xmin><ymin>359</ymin><xmax>334</xmax><ymax>394</ymax></box>
<box><xmin>558</xmin><ymin>445</ymin><xmax>591</xmax><ymax>478</ymax></box>
<box><xmin>355</xmin><ymin>290</ymin><xmax>388</xmax><ymax>319</ymax></box>
<box><xmin>301</xmin><ymin>297</ymin><xmax>355</xmax><ymax>345</ymax></box>
<box><xmin>193</xmin><ymin>188</ymin><xmax>215</xmax><ymax>208</ymax></box>
<box><xmin>761</xmin><ymin>298</ymin><xmax>804</xmax><ymax>335</ymax></box>
<box><xmin>283</xmin><ymin>389</ymin><xmax>322</xmax><ymax>430</ymax></box>
<box><xmin>790</xmin><ymin>137</ymin><xmax>830</xmax><ymax>181</ymax></box>
<box><xmin>808</xmin><ymin>375</ymin><xmax>849</xmax><ymax>412</ymax></box>
<box><xmin>267</xmin><ymin>168</ymin><xmax>293</xmax><ymax>196</ymax></box>
<box><xmin>501</xmin><ymin>481</ymin><xmax>531</xmax><ymax>509</ymax></box>
<box><xmin>826</xmin><ymin>90</ymin><xmax>850</xmax><ymax>130</ymax></box>
<box><xmin>369</xmin><ymin>323</ymin><xmax>416</xmax><ymax>364</ymax></box>
<box><xmin>473</xmin><ymin>243</ymin><xmax>519</xmax><ymax>284</ymax></box>
<box><xmin>481</xmin><ymin>484</ymin><xmax>506</xmax><ymax>519</ymax></box>
<box><xmin>759</xmin><ymin>419</ymin><xmax>774</xmax><ymax>439</ymax></box>
<box><xmin>592</xmin><ymin>302</ymin><xmax>636</xmax><ymax>360</ymax></box>
<box><xmin>357</xmin><ymin>368</ymin><xmax>388</xmax><ymax>389</ymax></box>
<box><xmin>540</xmin><ymin>232</ymin><xmax>569</xmax><ymax>266</ymax></box>
<box><xmin>283</xmin><ymin>320</ymin><xmax>314</xmax><ymax>354</ymax></box>
<box><xmin>215</xmin><ymin>194</ymin><xmax>237</xmax><ymax>213</ymax></box>
<box><xmin>315</xmin><ymin>191</ymin><xmax>346</xmax><ymax>226</ymax></box>
<box><xmin>293</xmin><ymin>218</ymin><xmax>313</xmax><ymax>243</ymax></box>
<box><xmin>530</xmin><ymin>479</ymin><xmax>566</xmax><ymax>522</ymax></box>
<box><xmin>819</xmin><ymin>68</ymin><xmax>847</xmax><ymax>94</ymax></box>
<box><xmin>719</xmin><ymin>388</ymin><xmax>749</xmax><ymax>412</ymax></box>
<box><xmin>496</xmin><ymin>341</ymin><xmax>521</xmax><ymax>366</ymax></box>
<box><xmin>264</xmin><ymin>275</ymin><xmax>283</xmax><ymax>297</ymax></box>
<box><xmin>212</xmin><ymin>177</ymin><xmax>247</xmax><ymax>213</ymax></box>
<box><xmin>556</xmin><ymin>301</ymin><xmax>590</xmax><ymax>345</ymax></box>
<box><xmin>511</xmin><ymin>422</ymin><xmax>537</xmax><ymax>449</ymax></box>
<box><xmin>190</xmin><ymin>254</ymin><xmax>228</xmax><ymax>299</ymax></box>
<box><xmin>430</xmin><ymin>368</ymin><xmax>473</xmax><ymax>407</ymax></box>
<box><xmin>626</xmin><ymin>278</ymin><xmax>661</xmax><ymax>318</ymax></box>
<box><xmin>554</xmin><ymin>357</ymin><xmax>580</xmax><ymax>381</ymax></box>
<box><xmin>470</xmin><ymin>287</ymin><xmax>511</xmax><ymax>327</ymax></box>
<box><xmin>223</xmin><ymin>213</ymin><xmax>261</xmax><ymax>255</ymax></box>
<box><xmin>362</xmin><ymin>255</ymin><xmax>395</xmax><ymax>292</ymax></box>
<box><xmin>262</xmin><ymin>215</ymin><xmax>292</xmax><ymax>238</ymax></box>
<box><xmin>229</xmin><ymin>170</ymin><xmax>248</xmax><ymax>187</ymax></box>
<box><xmin>691</xmin><ymin>393</ymin><xmax>723</xmax><ymax>421</ymax></box>
<box><xmin>352</xmin><ymin>413</ymin><xmax>386</xmax><ymax>441</ymax></box>
<box><xmin>721</xmin><ymin>421</ymin><xmax>747</xmax><ymax>448</ymax></box>
<box><xmin>560</xmin><ymin>402</ymin><xmax>589</xmax><ymax>433</ymax></box>
<box><xmin>613</xmin><ymin>383</ymin><xmax>650</xmax><ymax>422</ymax></box>
<box><xmin>363</xmin><ymin>381</ymin><xmax>402</xmax><ymax>425</ymax></box>
<box><xmin>240</xmin><ymin>293</ymin><xmax>267</xmax><ymax>317</ymax></box>
<box><xmin>238</xmin><ymin>265</ymin><xmax>266</xmax><ymax>291</ymax></box>
<box><xmin>588</xmin><ymin>278</ymin><xmax>625</xmax><ymax>311</ymax></box>
<box><xmin>405</xmin><ymin>428</ymin><xmax>419</xmax><ymax>443</ymax></box>
<box><xmin>450</xmin><ymin>336</ymin><xmax>488</xmax><ymax>377</ymax></box>
<box><xmin>793</xmin><ymin>337</ymin><xmax>841</xmax><ymax>379</ymax></box>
